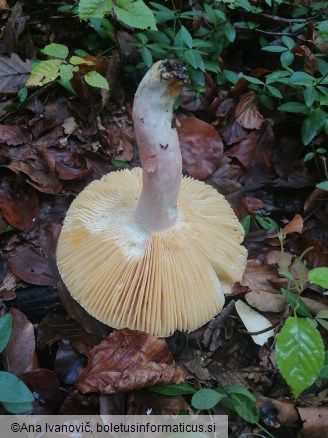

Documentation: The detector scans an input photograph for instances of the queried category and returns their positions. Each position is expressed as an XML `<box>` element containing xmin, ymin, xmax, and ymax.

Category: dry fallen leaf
<box><xmin>245</xmin><ymin>291</ymin><xmax>286</xmax><ymax>313</ymax></box>
<box><xmin>178</xmin><ymin>115</ymin><xmax>223</xmax><ymax>180</ymax></box>
<box><xmin>76</xmin><ymin>328</ymin><xmax>184</xmax><ymax>394</ymax></box>
<box><xmin>297</xmin><ymin>407</ymin><xmax>328</xmax><ymax>437</ymax></box>
<box><xmin>236</xmin><ymin>259</ymin><xmax>281</xmax><ymax>295</ymax></box>
<box><xmin>2</xmin><ymin>308</ymin><xmax>36</xmax><ymax>375</ymax></box>
<box><xmin>235</xmin><ymin>91</ymin><xmax>264</xmax><ymax>130</ymax></box>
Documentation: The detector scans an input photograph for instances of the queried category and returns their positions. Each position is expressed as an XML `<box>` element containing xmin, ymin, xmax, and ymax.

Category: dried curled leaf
<box><xmin>76</xmin><ymin>328</ymin><xmax>184</xmax><ymax>394</ymax></box>
<box><xmin>235</xmin><ymin>91</ymin><xmax>264</xmax><ymax>130</ymax></box>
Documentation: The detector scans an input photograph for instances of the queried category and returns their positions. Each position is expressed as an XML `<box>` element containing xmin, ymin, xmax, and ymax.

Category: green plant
<box><xmin>26</xmin><ymin>43</ymin><xmax>109</xmax><ymax>91</ymax></box>
<box><xmin>0</xmin><ymin>314</ymin><xmax>34</xmax><ymax>413</ymax></box>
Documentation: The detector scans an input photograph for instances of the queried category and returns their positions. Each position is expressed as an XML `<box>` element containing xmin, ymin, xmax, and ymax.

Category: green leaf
<box><xmin>289</xmin><ymin>71</ymin><xmax>315</xmax><ymax>86</ymax></box>
<box><xmin>26</xmin><ymin>59</ymin><xmax>61</xmax><ymax>87</ymax></box>
<box><xmin>276</xmin><ymin>317</ymin><xmax>325</xmax><ymax>397</ymax></box>
<box><xmin>316</xmin><ymin>181</ymin><xmax>328</xmax><ymax>191</ymax></box>
<box><xmin>304</xmin><ymin>152</ymin><xmax>314</xmax><ymax>162</ymax></box>
<box><xmin>262</xmin><ymin>45</ymin><xmax>287</xmax><ymax>53</ymax></box>
<box><xmin>41</xmin><ymin>43</ymin><xmax>69</xmax><ymax>59</ymax></box>
<box><xmin>304</xmin><ymin>87</ymin><xmax>318</xmax><ymax>107</ymax></box>
<box><xmin>0</xmin><ymin>314</ymin><xmax>12</xmax><ymax>352</ymax></box>
<box><xmin>84</xmin><ymin>71</ymin><xmax>109</xmax><ymax>90</ymax></box>
<box><xmin>191</xmin><ymin>389</ymin><xmax>225</xmax><ymax>410</ymax></box>
<box><xmin>113</xmin><ymin>0</ymin><xmax>157</xmax><ymax>30</ymax></box>
<box><xmin>267</xmin><ymin>85</ymin><xmax>283</xmax><ymax>98</ymax></box>
<box><xmin>149</xmin><ymin>382</ymin><xmax>196</xmax><ymax>396</ymax></box>
<box><xmin>60</xmin><ymin>64</ymin><xmax>77</xmax><ymax>82</ymax></box>
<box><xmin>18</xmin><ymin>87</ymin><xmax>28</xmax><ymax>103</ymax></box>
<box><xmin>79</xmin><ymin>0</ymin><xmax>113</xmax><ymax>19</ymax></box>
<box><xmin>141</xmin><ymin>46</ymin><xmax>152</xmax><ymax>68</ymax></box>
<box><xmin>281</xmin><ymin>288</ymin><xmax>312</xmax><ymax>319</ymax></box>
<box><xmin>184</xmin><ymin>49</ymin><xmax>205</xmax><ymax>71</ymax></box>
<box><xmin>224</xmin><ymin>21</ymin><xmax>236</xmax><ymax>42</ymax></box>
<box><xmin>179</xmin><ymin>26</ymin><xmax>193</xmax><ymax>49</ymax></box>
<box><xmin>281</xmin><ymin>35</ymin><xmax>295</xmax><ymax>49</ymax></box>
<box><xmin>302</xmin><ymin>108</ymin><xmax>327</xmax><ymax>145</ymax></box>
<box><xmin>308</xmin><ymin>267</ymin><xmax>328</xmax><ymax>288</ymax></box>
<box><xmin>240</xmin><ymin>215</ymin><xmax>251</xmax><ymax>235</ymax></box>
<box><xmin>230</xmin><ymin>393</ymin><xmax>259</xmax><ymax>423</ymax></box>
<box><xmin>255</xmin><ymin>215</ymin><xmax>279</xmax><ymax>230</ymax></box>
<box><xmin>280</xmin><ymin>51</ymin><xmax>294</xmax><ymax>67</ymax></box>
<box><xmin>242</xmin><ymin>75</ymin><xmax>264</xmax><ymax>85</ymax></box>
<box><xmin>110</xmin><ymin>159</ymin><xmax>129</xmax><ymax>168</ymax></box>
<box><xmin>319</xmin><ymin>352</ymin><xmax>328</xmax><ymax>379</ymax></box>
<box><xmin>0</xmin><ymin>372</ymin><xmax>34</xmax><ymax>403</ymax></box>
<box><xmin>70</xmin><ymin>56</ymin><xmax>95</xmax><ymax>65</ymax></box>
<box><xmin>278</xmin><ymin>102</ymin><xmax>309</xmax><ymax>114</ymax></box>
<box><xmin>1</xmin><ymin>401</ymin><xmax>33</xmax><ymax>414</ymax></box>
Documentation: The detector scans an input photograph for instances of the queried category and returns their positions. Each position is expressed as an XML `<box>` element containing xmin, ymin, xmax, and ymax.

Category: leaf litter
<box><xmin>0</xmin><ymin>1</ymin><xmax>326</xmax><ymax>434</ymax></box>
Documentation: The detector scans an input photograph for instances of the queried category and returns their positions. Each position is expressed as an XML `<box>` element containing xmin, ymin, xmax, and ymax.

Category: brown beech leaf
<box><xmin>177</xmin><ymin>115</ymin><xmax>223</xmax><ymax>180</ymax></box>
<box><xmin>2</xmin><ymin>308</ymin><xmax>36</xmax><ymax>375</ymax></box>
<box><xmin>21</xmin><ymin>369</ymin><xmax>65</xmax><ymax>415</ymax></box>
<box><xmin>8</xmin><ymin>246</ymin><xmax>56</xmax><ymax>286</ymax></box>
<box><xmin>226</xmin><ymin>122</ymin><xmax>274</xmax><ymax>170</ymax></box>
<box><xmin>245</xmin><ymin>291</ymin><xmax>286</xmax><ymax>313</ymax></box>
<box><xmin>76</xmin><ymin>328</ymin><xmax>184</xmax><ymax>394</ymax></box>
<box><xmin>234</xmin><ymin>259</ymin><xmax>281</xmax><ymax>295</ymax></box>
<box><xmin>0</xmin><ymin>124</ymin><xmax>31</xmax><ymax>145</ymax></box>
<box><xmin>235</xmin><ymin>91</ymin><xmax>264</xmax><ymax>130</ymax></box>
<box><xmin>0</xmin><ymin>187</ymin><xmax>39</xmax><ymax>232</ymax></box>
<box><xmin>297</xmin><ymin>407</ymin><xmax>328</xmax><ymax>437</ymax></box>
<box><xmin>293</xmin><ymin>45</ymin><xmax>319</xmax><ymax>74</ymax></box>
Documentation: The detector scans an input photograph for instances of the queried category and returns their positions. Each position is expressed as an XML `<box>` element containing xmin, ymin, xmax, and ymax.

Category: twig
<box><xmin>238</xmin><ymin>320</ymin><xmax>280</xmax><ymax>336</ymax></box>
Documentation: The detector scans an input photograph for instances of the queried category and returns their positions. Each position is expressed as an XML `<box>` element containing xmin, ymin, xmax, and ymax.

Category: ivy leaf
<box><xmin>41</xmin><ymin>43</ymin><xmax>69</xmax><ymax>59</ymax></box>
<box><xmin>191</xmin><ymin>388</ymin><xmax>225</xmax><ymax>410</ymax></box>
<box><xmin>148</xmin><ymin>382</ymin><xmax>196</xmax><ymax>395</ymax></box>
<box><xmin>113</xmin><ymin>0</ymin><xmax>157</xmax><ymax>30</ymax></box>
<box><xmin>0</xmin><ymin>371</ymin><xmax>34</xmax><ymax>404</ymax></box>
<box><xmin>79</xmin><ymin>0</ymin><xmax>113</xmax><ymax>20</ymax></box>
<box><xmin>276</xmin><ymin>317</ymin><xmax>325</xmax><ymax>397</ymax></box>
<box><xmin>0</xmin><ymin>314</ymin><xmax>12</xmax><ymax>353</ymax></box>
<box><xmin>84</xmin><ymin>71</ymin><xmax>109</xmax><ymax>90</ymax></box>
<box><xmin>308</xmin><ymin>267</ymin><xmax>328</xmax><ymax>289</ymax></box>
<box><xmin>26</xmin><ymin>60</ymin><xmax>61</xmax><ymax>86</ymax></box>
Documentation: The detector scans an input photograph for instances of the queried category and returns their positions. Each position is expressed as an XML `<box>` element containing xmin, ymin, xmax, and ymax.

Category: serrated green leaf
<box><xmin>2</xmin><ymin>401</ymin><xmax>33</xmax><ymax>414</ymax></box>
<box><xmin>79</xmin><ymin>0</ymin><xmax>113</xmax><ymax>20</ymax></box>
<box><xmin>113</xmin><ymin>0</ymin><xmax>157</xmax><ymax>30</ymax></box>
<box><xmin>26</xmin><ymin>59</ymin><xmax>61</xmax><ymax>86</ymax></box>
<box><xmin>278</xmin><ymin>102</ymin><xmax>309</xmax><ymax>114</ymax></box>
<box><xmin>276</xmin><ymin>317</ymin><xmax>325</xmax><ymax>397</ymax></box>
<box><xmin>41</xmin><ymin>43</ymin><xmax>69</xmax><ymax>59</ymax></box>
<box><xmin>84</xmin><ymin>71</ymin><xmax>109</xmax><ymax>90</ymax></box>
<box><xmin>191</xmin><ymin>389</ymin><xmax>225</xmax><ymax>410</ymax></box>
<box><xmin>148</xmin><ymin>382</ymin><xmax>196</xmax><ymax>396</ymax></box>
<box><xmin>0</xmin><ymin>372</ymin><xmax>34</xmax><ymax>403</ymax></box>
<box><xmin>302</xmin><ymin>109</ymin><xmax>327</xmax><ymax>145</ymax></box>
<box><xmin>308</xmin><ymin>267</ymin><xmax>328</xmax><ymax>288</ymax></box>
<box><xmin>60</xmin><ymin>64</ymin><xmax>77</xmax><ymax>82</ymax></box>
<box><xmin>316</xmin><ymin>181</ymin><xmax>328</xmax><ymax>191</ymax></box>
<box><xmin>70</xmin><ymin>56</ymin><xmax>95</xmax><ymax>65</ymax></box>
<box><xmin>0</xmin><ymin>314</ymin><xmax>12</xmax><ymax>352</ymax></box>
<box><xmin>224</xmin><ymin>21</ymin><xmax>236</xmax><ymax>42</ymax></box>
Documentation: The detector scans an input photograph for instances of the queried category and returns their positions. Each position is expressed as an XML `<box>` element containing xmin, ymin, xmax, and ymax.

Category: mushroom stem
<box><xmin>132</xmin><ymin>60</ymin><xmax>188</xmax><ymax>232</ymax></box>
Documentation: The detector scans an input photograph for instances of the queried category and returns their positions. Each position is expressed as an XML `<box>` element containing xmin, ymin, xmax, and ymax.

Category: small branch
<box><xmin>238</xmin><ymin>321</ymin><xmax>280</xmax><ymax>336</ymax></box>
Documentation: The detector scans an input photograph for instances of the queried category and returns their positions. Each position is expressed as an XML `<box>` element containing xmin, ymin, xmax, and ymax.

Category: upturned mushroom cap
<box><xmin>57</xmin><ymin>167</ymin><xmax>247</xmax><ymax>337</ymax></box>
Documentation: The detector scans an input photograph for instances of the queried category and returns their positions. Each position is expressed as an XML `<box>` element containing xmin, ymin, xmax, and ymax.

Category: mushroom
<box><xmin>56</xmin><ymin>59</ymin><xmax>247</xmax><ymax>337</ymax></box>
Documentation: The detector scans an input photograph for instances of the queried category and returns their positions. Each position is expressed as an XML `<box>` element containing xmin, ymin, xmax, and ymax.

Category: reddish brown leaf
<box><xmin>234</xmin><ymin>259</ymin><xmax>281</xmax><ymax>295</ymax></box>
<box><xmin>2</xmin><ymin>308</ymin><xmax>36</xmax><ymax>375</ymax></box>
<box><xmin>0</xmin><ymin>187</ymin><xmax>39</xmax><ymax>232</ymax></box>
<box><xmin>297</xmin><ymin>407</ymin><xmax>328</xmax><ymax>437</ymax></box>
<box><xmin>293</xmin><ymin>45</ymin><xmax>319</xmax><ymax>74</ymax></box>
<box><xmin>59</xmin><ymin>390</ymin><xmax>99</xmax><ymax>415</ymax></box>
<box><xmin>8</xmin><ymin>246</ymin><xmax>56</xmax><ymax>286</ymax></box>
<box><xmin>0</xmin><ymin>124</ymin><xmax>31</xmax><ymax>145</ymax></box>
<box><xmin>177</xmin><ymin>115</ymin><xmax>223</xmax><ymax>180</ymax></box>
<box><xmin>245</xmin><ymin>291</ymin><xmax>286</xmax><ymax>313</ymax></box>
<box><xmin>37</xmin><ymin>314</ymin><xmax>86</xmax><ymax>349</ymax></box>
<box><xmin>226</xmin><ymin>122</ymin><xmax>274</xmax><ymax>169</ymax></box>
<box><xmin>76</xmin><ymin>328</ymin><xmax>184</xmax><ymax>394</ymax></box>
<box><xmin>21</xmin><ymin>369</ymin><xmax>65</xmax><ymax>414</ymax></box>
<box><xmin>235</xmin><ymin>91</ymin><xmax>264</xmax><ymax>130</ymax></box>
